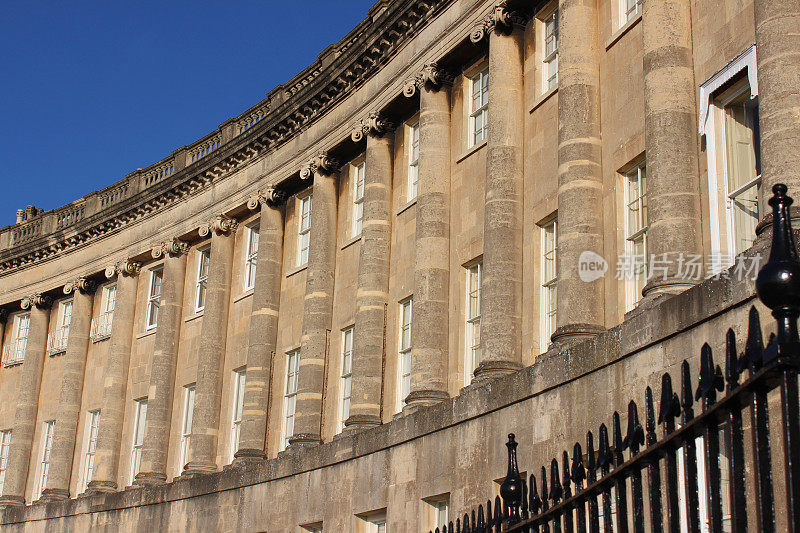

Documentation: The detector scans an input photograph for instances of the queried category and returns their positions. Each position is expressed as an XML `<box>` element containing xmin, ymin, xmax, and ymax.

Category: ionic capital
<box><xmin>199</xmin><ymin>214</ymin><xmax>239</xmax><ymax>237</ymax></box>
<box><xmin>299</xmin><ymin>151</ymin><xmax>340</xmax><ymax>180</ymax></box>
<box><xmin>402</xmin><ymin>62</ymin><xmax>454</xmax><ymax>97</ymax></box>
<box><xmin>247</xmin><ymin>187</ymin><xmax>289</xmax><ymax>209</ymax></box>
<box><xmin>351</xmin><ymin>112</ymin><xmax>395</xmax><ymax>142</ymax></box>
<box><xmin>63</xmin><ymin>277</ymin><xmax>96</xmax><ymax>295</ymax></box>
<box><xmin>152</xmin><ymin>238</ymin><xmax>190</xmax><ymax>259</ymax></box>
<box><xmin>21</xmin><ymin>293</ymin><xmax>52</xmax><ymax>310</ymax></box>
<box><xmin>470</xmin><ymin>2</ymin><xmax>527</xmax><ymax>43</ymax></box>
<box><xmin>106</xmin><ymin>259</ymin><xmax>142</xmax><ymax>279</ymax></box>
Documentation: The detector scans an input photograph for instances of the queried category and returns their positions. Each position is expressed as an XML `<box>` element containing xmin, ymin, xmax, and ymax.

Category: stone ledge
<box><xmin>0</xmin><ymin>257</ymin><xmax>761</xmax><ymax>525</ymax></box>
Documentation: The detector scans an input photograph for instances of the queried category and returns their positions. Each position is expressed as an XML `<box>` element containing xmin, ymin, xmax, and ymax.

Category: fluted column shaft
<box><xmin>40</xmin><ymin>283</ymin><xmax>94</xmax><ymax>501</ymax></box>
<box><xmin>0</xmin><ymin>298</ymin><xmax>51</xmax><ymax>507</ymax></box>
<box><xmin>755</xmin><ymin>0</ymin><xmax>800</xmax><ymax>228</ymax></box>
<box><xmin>87</xmin><ymin>263</ymin><xmax>139</xmax><ymax>493</ymax></box>
<box><xmin>184</xmin><ymin>222</ymin><xmax>237</xmax><ymax>474</ymax></box>
<box><xmin>641</xmin><ymin>0</ymin><xmax>703</xmax><ymax>298</ymax></box>
<box><xmin>235</xmin><ymin>197</ymin><xmax>285</xmax><ymax>462</ymax></box>
<box><xmin>135</xmin><ymin>244</ymin><xmax>187</xmax><ymax>484</ymax></box>
<box><xmin>348</xmin><ymin>130</ymin><xmax>393</xmax><ymax>429</ymax></box>
<box><xmin>475</xmin><ymin>22</ymin><xmax>525</xmax><ymax>381</ymax></box>
<box><xmin>407</xmin><ymin>80</ymin><xmax>451</xmax><ymax>408</ymax></box>
<box><xmin>552</xmin><ymin>0</ymin><xmax>605</xmax><ymax>345</ymax></box>
<box><xmin>290</xmin><ymin>170</ymin><xmax>338</xmax><ymax>446</ymax></box>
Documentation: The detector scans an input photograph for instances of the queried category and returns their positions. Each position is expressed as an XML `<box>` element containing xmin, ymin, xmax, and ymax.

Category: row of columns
<box><xmin>1</xmin><ymin>0</ymin><xmax>797</xmax><ymax>504</ymax></box>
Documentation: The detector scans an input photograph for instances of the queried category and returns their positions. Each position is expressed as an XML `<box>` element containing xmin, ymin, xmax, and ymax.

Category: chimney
<box><xmin>25</xmin><ymin>205</ymin><xmax>36</xmax><ymax>220</ymax></box>
<box><xmin>15</xmin><ymin>209</ymin><xmax>24</xmax><ymax>224</ymax></box>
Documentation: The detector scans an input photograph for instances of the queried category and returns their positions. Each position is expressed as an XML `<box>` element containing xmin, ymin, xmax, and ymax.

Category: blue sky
<box><xmin>0</xmin><ymin>0</ymin><xmax>376</xmax><ymax>227</ymax></box>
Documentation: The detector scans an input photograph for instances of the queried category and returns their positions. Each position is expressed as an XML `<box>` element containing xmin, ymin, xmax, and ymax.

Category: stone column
<box><xmin>134</xmin><ymin>238</ymin><xmax>189</xmax><ymax>485</ymax></box>
<box><xmin>552</xmin><ymin>0</ymin><xmax>606</xmax><ymax>346</ymax></box>
<box><xmin>234</xmin><ymin>189</ymin><xmax>287</xmax><ymax>463</ymax></box>
<box><xmin>0</xmin><ymin>294</ymin><xmax>52</xmax><ymax>507</ymax></box>
<box><xmin>183</xmin><ymin>215</ymin><xmax>238</xmax><ymax>474</ymax></box>
<box><xmin>347</xmin><ymin>114</ymin><xmax>394</xmax><ymax>430</ymax></box>
<box><xmin>640</xmin><ymin>0</ymin><xmax>703</xmax><ymax>298</ymax></box>
<box><xmin>402</xmin><ymin>64</ymin><xmax>452</xmax><ymax>409</ymax></box>
<box><xmin>754</xmin><ymin>0</ymin><xmax>800</xmax><ymax>230</ymax></box>
<box><xmin>39</xmin><ymin>279</ymin><xmax>95</xmax><ymax>501</ymax></box>
<box><xmin>289</xmin><ymin>152</ymin><xmax>339</xmax><ymax>447</ymax></box>
<box><xmin>471</xmin><ymin>6</ymin><xmax>526</xmax><ymax>381</ymax></box>
<box><xmin>87</xmin><ymin>260</ymin><xmax>140</xmax><ymax>493</ymax></box>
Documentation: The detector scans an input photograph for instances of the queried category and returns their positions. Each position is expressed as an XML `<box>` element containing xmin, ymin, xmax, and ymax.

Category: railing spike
<box><xmin>521</xmin><ymin>475</ymin><xmax>529</xmax><ymax>518</ymax></box>
<box><xmin>597</xmin><ymin>424</ymin><xmax>611</xmax><ymax>470</ymax></box>
<box><xmin>529</xmin><ymin>473</ymin><xmax>541</xmax><ymax>515</ymax></box>
<box><xmin>474</xmin><ymin>507</ymin><xmax>480</xmax><ymax>531</ymax></box>
<box><xmin>612</xmin><ymin>411</ymin><xmax>625</xmax><ymax>467</ymax></box>
<box><xmin>623</xmin><ymin>400</ymin><xmax>645</xmax><ymax>456</ymax></box>
<box><xmin>494</xmin><ymin>496</ymin><xmax>502</xmax><ymax>531</ymax></box>
<box><xmin>563</xmin><ymin>450</ymin><xmax>572</xmax><ymax>498</ymax></box>
<box><xmin>435</xmin><ymin>527</ymin><xmax>440</xmax><ymax>533</ymax></box>
<box><xmin>725</xmin><ymin>328</ymin><xmax>740</xmax><ymax>392</ymax></box>
<box><xmin>456</xmin><ymin>518</ymin><xmax>461</xmax><ymax>533</ymax></box>
<box><xmin>645</xmin><ymin>386</ymin><xmax>657</xmax><ymax>447</ymax></box>
<box><xmin>572</xmin><ymin>442</ymin><xmax>586</xmax><ymax>489</ymax></box>
<box><xmin>696</xmin><ymin>343</ymin><xmax>724</xmax><ymax>407</ymax></box>
<box><xmin>541</xmin><ymin>466</ymin><xmax>550</xmax><ymax>511</ymax></box>
<box><xmin>657</xmin><ymin>372</ymin><xmax>680</xmax><ymax>433</ymax></box>
<box><xmin>681</xmin><ymin>360</ymin><xmax>695</xmax><ymax>423</ymax></box>
<box><xmin>484</xmin><ymin>499</ymin><xmax>491</xmax><ymax>530</ymax></box>
<box><xmin>449</xmin><ymin>521</ymin><xmax>454</xmax><ymax>533</ymax></box>
<box><xmin>549</xmin><ymin>458</ymin><xmax>562</xmax><ymax>503</ymax></box>
<box><xmin>742</xmin><ymin>306</ymin><xmax>765</xmax><ymax>373</ymax></box>
<box><xmin>586</xmin><ymin>431</ymin><xmax>597</xmax><ymax>483</ymax></box>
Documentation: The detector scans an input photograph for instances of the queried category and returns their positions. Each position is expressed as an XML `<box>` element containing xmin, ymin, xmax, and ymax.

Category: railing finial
<box><xmin>756</xmin><ymin>183</ymin><xmax>800</xmax><ymax>358</ymax></box>
<box><xmin>500</xmin><ymin>433</ymin><xmax>523</xmax><ymax>524</ymax></box>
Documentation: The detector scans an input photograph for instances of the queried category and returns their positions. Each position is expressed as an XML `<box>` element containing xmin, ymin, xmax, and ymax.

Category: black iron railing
<box><xmin>429</xmin><ymin>184</ymin><xmax>800</xmax><ymax>533</ymax></box>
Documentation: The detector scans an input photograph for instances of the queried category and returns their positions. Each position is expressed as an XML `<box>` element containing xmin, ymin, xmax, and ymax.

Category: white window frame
<box><xmin>623</xmin><ymin>162</ymin><xmax>648</xmax><ymax>312</ymax></box>
<box><xmin>700</xmin><ymin>44</ymin><xmax>759</xmax><ymax>274</ymax></box>
<box><xmin>48</xmin><ymin>299</ymin><xmax>72</xmax><ymax>355</ymax></box>
<box><xmin>179</xmin><ymin>384</ymin><xmax>195</xmax><ymax>472</ymax></box>
<box><xmin>230</xmin><ymin>368</ymin><xmax>246</xmax><ymax>463</ymax></box>
<box><xmin>297</xmin><ymin>194</ymin><xmax>312</xmax><ymax>266</ymax></box>
<box><xmin>407</xmin><ymin>120</ymin><xmax>420</xmax><ymax>201</ymax></box>
<box><xmin>33</xmin><ymin>420</ymin><xmax>55</xmax><ymax>501</ymax></box>
<box><xmin>540</xmin><ymin>217</ymin><xmax>558</xmax><ymax>349</ymax></box>
<box><xmin>397</xmin><ymin>297</ymin><xmax>413</xmax><ymax>413</ymax></box>
<box><xmin>464</xmin><ymin>262</ymin><xmax>482</xmax><ymax>386</ymax></box>
<box><xmin>78</xmin><ymin>409</ymin><xmax>100</xmax><ymax>493</ymax></box>
<box><xmin>3</xmin><ymin>313</ymin><xmax>30</xmax><ymax>366</ymax></box>
<box><xmin>129</xmin><ymin>398</ymin><xmax>147</xmax><ymax>485</ymax></box>
<box><xmin>0</xmin><ymin>429</ymin><xmax>11</xmax><ymax>495</ymax></box>
<box><xmin>195</xmin><ymin>246</ymin><xmax>210</xmax><ymax>313</ymax></box>
<box><xmin>243</xmin><ymin>223</ymin><xmax>260</xmax><ymax>292</ymax></box>
<box><xmin>352</xmin><ymin>160</ymin><xmax>366</xmax><ymax>237</ymax></box>
<box><xmin>282</xmin><ymin>349</ymin><xmax>300</xmax><ymax>450</ymax></box>
<box><xmin>338</xmin><ymin>326</ymin><xmax>354</xmax><ymax>432</ymax></box>
<box><xmin>619</xmin><ymin>0</ymin><xmax>641</xmax><ymax>27</ymax></box>
<box><xmin>424</xmin><ymin>495</ymin><xmax>450</xmax><ymax>531</ymax></box>
<box><xmin>541</xmin><ymin>6</ymin><xmax>559</xmax><ymax>92</ymax></box>
<box><xmin>92</xmin><ymin>284</ymin><xmax>116</xmax><ymax>341</ymax></box>
<box><xmin>363</xmin><ymin>511</ymin><xmax>388</xmax><ymax>533</ymax></box>
<box><xmin>468</xmin><ymin>66</ymin><xmax>489</xmax><ymax>148</ymax></box>
<box><xmin>145</xmin><ymin>268</ymin><xmax>163</xmax><ymax>330</ymax></box>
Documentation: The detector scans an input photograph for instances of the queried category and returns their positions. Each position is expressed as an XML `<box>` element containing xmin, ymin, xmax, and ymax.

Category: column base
<box><xmin>472</xmin><ymin>360</ymin><xmax>523</xmax><ymax>383</ymax></box>
<box><xmin>85</xmin><ymin>480</ymin><xmax>118</xmax><ymax>494</ymax></box>
<box><xmin>38</xmin><ymin>488</ymin><xmax>70</xmax><ymax>502</ymax></box>
<box><xmin>344</xmin><ymin>414</ymin><xmax>381</xmax><ymax>430</ymax></box>
<box><xmin>232</xmin><ymin>448</ymin><xmax>267</xmax><ymax>465</ymax></box>
<box><xmin>133</xmin><ymin>471</ymin><xmax>167</xmax><ymax>486</ymax></box>
<box><xmin>404</xmin><ymin>389</ymin><xmax>449</xmax><ymax>410</ymax></box>
<box><xmin>182</xmin><ymin>460</ymin><xmax>218</xmax><ymax>477</ymax></box>
<box><xmin>550</xmin><ymin>323</ymin><xmax>605</xmax><ymax>347</ymax></box>
<box><xmin>641</xmin><ymin>279</ymin><xmax>697</xmax><ymax>300</ymax></box>
<box><xmin>0</xmin><ymin>495</ymin><xmax>25</xmax><ymax>508</ymax></box>
<box><xmin>287</xmin><ymin>433</ymin><xmax>322</xmax><ymax>447</ymax></box>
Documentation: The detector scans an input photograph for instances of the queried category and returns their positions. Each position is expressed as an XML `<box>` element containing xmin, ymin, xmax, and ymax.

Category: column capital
<box><xmin>351</xmin><ymin>112</ymin><xmax>395</xmax><ymax>142</ymax></box>
<box><xmin>106</xmin><ymin>258</ymin><xmax>142</xmax><ymax>279</ymax></box>
<box><xmin>152</xmin><ymin>237</ymin><xmax>190</xmax><ymax>259</ymax></box>
<box><xmin>300</xmin><ymin>151</ymin><xmax>340</xmax><ymax>180</ymax></box>
<box><xmin>246</xmin><ymin>187</ymin><xmax>288</xmax><ymax>210</ymax></box>
<box><xmin>402</xmin><ymin>62</ymin><xmax>454</xmax><ymax>97</ymax></box>
<box><xmin>63</xmin><ymin>277</ymin><xmax>96</xmax><ymax>295</ymax></box>
<box><xmin>470</xmin><ymin>2</ymin><xmax>527</xmax><ymax>43</ymax></box>
<box><xmin>21</xmin><ymin>293</ymin><xmax>52</xmax><ymax>310</ymax></box>
<box><xmin>199</xmin><ymin>214</ymin><xmax>239</xmax><ymax>237</ymax></box>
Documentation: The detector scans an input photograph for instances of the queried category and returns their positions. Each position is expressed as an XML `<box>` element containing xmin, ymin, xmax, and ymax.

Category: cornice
<box><xmin>0</xmin><ymin>0</ymin><xmax>453</xmax><ymax>277</ymax></box>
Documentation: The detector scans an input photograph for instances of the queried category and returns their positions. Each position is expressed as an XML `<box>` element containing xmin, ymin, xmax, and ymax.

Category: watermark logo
<box><xmin>578</xmin><ymin>251</ymin><xmax>608</xmax><ymax>282</ymax></box>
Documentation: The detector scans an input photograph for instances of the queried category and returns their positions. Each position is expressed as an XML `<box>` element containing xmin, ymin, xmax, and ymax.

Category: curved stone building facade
<box><xmin>0</xmin><ymin>0</ymin><xmax>797</xmax><ymax>530</ymax></box>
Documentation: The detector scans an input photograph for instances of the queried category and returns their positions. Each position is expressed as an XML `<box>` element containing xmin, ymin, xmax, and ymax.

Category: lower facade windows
<box><xmin>129</xmin><ymin>398</ymin><xmax>147</xmax><ymax>485</ymax></box>
<box><xmin>397</xmin><ymin>298</ymin><xmax>413</xmax><ymax>413</ymax></box>
<box><xmin>540</xmin><ymin>217</ymin><xmax>558</xmax><ymax>349</ymax></box>
<box><xmin>464</xmin><ymin>262</ymin><xmax>482</xmax><ymax>386</ymax></box>
<box><xmin>78</xmin><ymin>409</ymin><xmax>100</xmax><ymax>494</ymax></box>
<box><xmin>282</xmin><ymin>348</ymin><xmax>300</xmax><ymax>450</ymax></box>
<box><xmin>33</xmin><ymin>420</ymin><xmax>55</xmax><ymax>501</ymax></box>
<box><xmin>338</xmin><ymin>327</ymin><xmax>354</xmax><ymax>432</ymax></box>
<box><xmin>230</xmin><ymin>369</ymin><xmax>246</xmax><ymax>463</ymax></box>
<box><xmin>0</xmin><ymin>429</ymin><xmax>10</xmax><ymax>495</ymax></box>
<box><xmin>179</xmin><ymin>384</ymin><xmax>195</xmax><ymax>472</ymax></box>
<box><xmin>623</xmin><ymin>161</ymin><xmax>648</xmax><ymax>312</ymax></box>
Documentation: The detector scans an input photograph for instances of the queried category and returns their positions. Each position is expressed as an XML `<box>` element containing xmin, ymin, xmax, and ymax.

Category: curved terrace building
<box><xmin>0</xmin><ymin>0</ymin><xmax>798</xmax><ymax>530</ymax></box>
